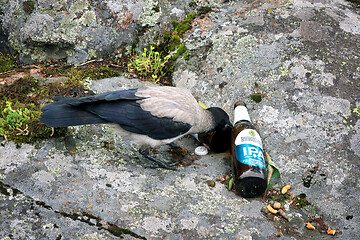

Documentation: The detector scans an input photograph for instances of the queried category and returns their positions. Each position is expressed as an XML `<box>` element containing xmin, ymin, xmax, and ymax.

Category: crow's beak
<box><xmin>205</xmin><ymin>123</ymin><xmax>232</xmax><ymax>153</ymax></box>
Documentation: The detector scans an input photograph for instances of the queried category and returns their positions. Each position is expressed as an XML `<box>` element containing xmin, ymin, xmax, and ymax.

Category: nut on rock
<box><xmin>281</xmin><ymin>184</ymin><xmax>291</xmax><ymax>194</ymax></box>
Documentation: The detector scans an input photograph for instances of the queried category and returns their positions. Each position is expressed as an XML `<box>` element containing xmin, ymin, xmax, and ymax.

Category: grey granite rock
<box><xmin>1</xmin><ymin>0</ymin><xmax>360</xmax><ymax>239</ymax></box>
<box><xmin>0</xmin><ymin>0</ymin><xmax>194</xmax><ymax>64</ymax></box>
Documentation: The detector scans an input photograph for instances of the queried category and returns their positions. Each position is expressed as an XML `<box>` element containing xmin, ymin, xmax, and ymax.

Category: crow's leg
<box><xmin>139</xmin><ymin>147</ymin><xmax>178</xmax><ymax>170</ymax></box>
<box><xmin>167</xmin><ymin>142</ymin><xmax>181</xmax><ymax>149</ymax></box>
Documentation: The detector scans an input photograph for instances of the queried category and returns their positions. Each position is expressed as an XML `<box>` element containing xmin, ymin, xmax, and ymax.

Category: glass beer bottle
<box><xmin>230</xmin><ymin>101</ymin><xmax>267</xmax><ymax>198</ymax></box>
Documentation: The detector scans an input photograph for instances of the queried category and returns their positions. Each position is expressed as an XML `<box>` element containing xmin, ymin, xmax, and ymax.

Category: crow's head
<box><xmin>205</xmin><ymin>107</ymin><xmax>233</xmax><ymax>153</ymax></box>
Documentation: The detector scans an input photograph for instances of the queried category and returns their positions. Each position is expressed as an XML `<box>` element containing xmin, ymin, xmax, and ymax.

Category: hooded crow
<box><xmin>39</xmin><ymin>86</ymin><xmax>232</xmax><ymax>168</ymax></box>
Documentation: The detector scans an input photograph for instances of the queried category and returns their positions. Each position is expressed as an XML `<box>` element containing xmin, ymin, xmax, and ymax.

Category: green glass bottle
<box><xmin>230</xmin><ymin>101</ymin><xmax>267</xmax><ymax>198</ymax></box>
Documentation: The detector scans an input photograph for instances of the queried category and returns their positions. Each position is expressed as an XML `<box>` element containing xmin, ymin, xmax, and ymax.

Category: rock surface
<box><xmin>1</xmin><ymin>0</ymin><xmax>360</xmax><ymax>239</ymax></box>
<box><xmin>0</xmin><ymin>0</ymin><xmax>192</xmax><ymax>64</ymax></box>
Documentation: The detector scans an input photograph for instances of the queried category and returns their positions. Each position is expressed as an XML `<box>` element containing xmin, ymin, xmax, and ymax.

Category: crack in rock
<box><xmin>0</xmin><ymin>181</ymin><xmax>146</xmax><ymax>240</ymax></box>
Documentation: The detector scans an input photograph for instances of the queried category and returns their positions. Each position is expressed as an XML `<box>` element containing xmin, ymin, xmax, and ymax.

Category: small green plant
<box><xmin>0</xmin><ymin>100</ymin><xmax>61</xmax><ymax>143</ymax></box>
<box><xmin>127</xmin><ymin>46</ymin><xmax>171</xmax><ymax>83</ymax></box>
<box><xmin>0</xmin><ymin>101</ymin><xmax>36</xmax><ymax>139</ymax></box>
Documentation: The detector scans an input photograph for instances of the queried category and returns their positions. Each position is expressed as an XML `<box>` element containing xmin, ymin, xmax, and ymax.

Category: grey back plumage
<box><xmin>135</xmin><ymin>86</ymin><xmax>214</xmax><ymax>133</ymax></box>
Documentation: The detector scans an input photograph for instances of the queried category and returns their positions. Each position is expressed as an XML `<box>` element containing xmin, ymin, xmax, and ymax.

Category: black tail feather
<box><xmin>39</xmin><ymin>104</ymin><xmax>109</xmax><ymax>127</ymax></box>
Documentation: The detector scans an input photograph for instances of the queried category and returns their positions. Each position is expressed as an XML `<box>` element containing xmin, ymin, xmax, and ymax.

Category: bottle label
<box><xmin>234</xmin><ymin>129</ymin><xmax>266</xmax><ymax>169</ymax></box>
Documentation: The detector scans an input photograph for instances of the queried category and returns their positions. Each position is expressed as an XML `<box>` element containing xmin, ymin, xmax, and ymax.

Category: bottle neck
<box><xmin>234</xmin><ymin>105</ymin><xmax>251</xmax><ymax>124</ymax></box>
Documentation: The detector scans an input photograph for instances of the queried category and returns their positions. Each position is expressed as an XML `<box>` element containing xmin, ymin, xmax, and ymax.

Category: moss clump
<box><xmin>160</xmin><ymin>13</ymin><xmax>196</xmax><ymax>56</ymax></box>
<box><xmin>63</xmin><ymin>68</ymin><xmax>88</xmax><ymax>88</ymax></box>
<box><xmin>0</xmin><ymin>73</ymin><xmax>92</xmax><ymax>144</ymax></box>
<box><xmin>294</xmin><ymin>193</ymin><xmax>311</xmax><ymax>208</ymax></box>
<box><xmin>172</xmin><ymin>13</ymin><xmax>196</xmax><ymax>36</ymax></box>
<box><xmin>172</xmin><ymin>44</ymin><xmax>187</xmax><ymax>60</ymax></box>
<box><xmin>161</xmin><ymin>32</ymin><xmax>181</xmax><ymax>54</ymax></box>
<box><xmin>183</xmin><ymin>52</ymin><xmax>191</xmax><ymax>61</ymax></box>
<box><xmin>0</xmin><ymin>101</ymin><xmax>66</xmax><ymax>143</ymax></box>
<box><xmin>2</xmin><ymin>76</ymin><xmax>41</xmax><ymax>100</ymax></box>
<box><xmin>198</xmin><ymin>6</ymin><xmax>212</xmax><ymax>15</ymax></box>
<box><xmin>41</xmin><ymin>62</ymin><xmax>121</xmax><ymax>83</ymax></box>
<box><xmin>83</xmin><ymin>66</ymin><xmax>121</xmax><ymax>80</ymax></box>
<box><xmin>250</xmin><ymin>93</ymin><xmax>263</xmax><ymax>103</ymax></box>
<box><xmin>266</xmin><ymin>188</ymin><xmax>292</xmax><ymax>205</ymax></box>
<box><xmin>0</xmin><ymin>54</ymin><xmax>15</xmax><ymax>73</ymax></box>
<box><xmin>23</xmin><ymin>1</ymin><xmax>35</xmax><ymax>14</ymax></box>
<box><xmin>155</xmin><ymin>13</ymin><xmax>195</xmax><ymax>58</ymax></box>
<box><xmin>159</xmin><ymin>13</ymin><xmax>196</xmax><ymax>56</ymax></box>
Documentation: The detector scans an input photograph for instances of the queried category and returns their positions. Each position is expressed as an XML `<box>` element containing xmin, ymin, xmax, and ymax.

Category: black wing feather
<box><xmin>87</xmin><ymin>101</ymin><xmax>191</xmax><ymax>140</ymax></box>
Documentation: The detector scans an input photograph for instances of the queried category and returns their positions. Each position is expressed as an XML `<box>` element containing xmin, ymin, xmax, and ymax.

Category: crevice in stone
<box><xmin>0</xmin><ymin>181</ymin><xmax>146</xmax><ymax>239</ymax></box>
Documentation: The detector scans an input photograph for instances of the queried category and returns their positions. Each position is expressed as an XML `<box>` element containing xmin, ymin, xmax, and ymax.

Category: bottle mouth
<box><xmin>234</xmin><ymin>100</ymin><xmax>247</xmax><ymax>108</ymax></box>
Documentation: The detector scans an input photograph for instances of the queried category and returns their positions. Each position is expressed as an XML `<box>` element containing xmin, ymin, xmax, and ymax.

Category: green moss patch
<box><xmin>123</xmin><ymin>10</ymin><xmax>206</xmax><ymax>85</ymax></box>
<box><xmin>0</xmin><ymin>101</ymin><xmax>66</xmax><ymax>143</ymax></box>
<box><xmin>0</xmin><ymin>76</ymin><xmax>70</xmax><ymax>144</ymax></box>
<box><xmin>294</xmin><ymin>193</ymin><xmax>311</xmax><ymax>208</ymax></box>
<box><xmin>172</xmin><ymin>44</ymin><xmax>187</xmax><ymax>60</ymax></box>
<box><xmin>83</xmin><ymin>66</ymin><xmax>120</xmax><ymax>80</ymax></box>
<box><xmin>172</xmin><ymin>13</ymin><xmax>196</xmax><ymax>36</ymax></box>
<box><xmin>266</xmin><ymin>188</ymin><xmax>292</xmax><ymax>205</ymax></box>
<box><xmin>161</xmin><ymin>12</ymin><xmax>195</xmax><ymax>55</ymax></box>
<box><xmin>250</xmin><ymin>93</ymin><xmax>264</xmax><ymax>103</ymax></box>
<box><xmin>0</xmin><ymin>54</ymin><xmax>15</xmax><ymax>73</ymax></box>
<box><xmin>198</xmin><ymin>6</ymin><xmax>212</xmax><ymax>15</ymax></box>
<box><xmin>1</xmin><ymin>75</ymin><xmax>87</xmax><ymax>144</ymax></box>
<box><xmin>40</xmin><ymin>60</ymin><xmax>122</xmax><ymax>82</ymax></box>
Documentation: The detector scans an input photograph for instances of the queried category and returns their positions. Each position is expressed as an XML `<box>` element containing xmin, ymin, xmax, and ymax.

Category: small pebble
<box><xmin>273</xmin><ymin>202</ymin><xmax>282</xmax><ymax>209</ymax></box>
<box><xmin>206</xmin><ymin>180</ymin><xmax>216</xmax><ymax>187</ymax></box>
<box><xmin>284</xmin><ymin>203</ymin><xmax>290</xmax><ymax>211</ymax></box>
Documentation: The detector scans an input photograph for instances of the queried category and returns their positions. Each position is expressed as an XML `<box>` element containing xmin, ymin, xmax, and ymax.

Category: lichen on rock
<box><xmin>138</xmin><ymin>0</ymin><xmax>162</xmax><ymax>27</ymax></box>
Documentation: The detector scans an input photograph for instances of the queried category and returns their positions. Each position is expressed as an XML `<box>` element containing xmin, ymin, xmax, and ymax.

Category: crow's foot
<box><xmin>139</xmin><ymin>147</ymin><xmax>179</xmax><ymax>170</ymax></box>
